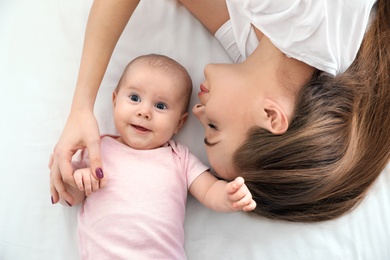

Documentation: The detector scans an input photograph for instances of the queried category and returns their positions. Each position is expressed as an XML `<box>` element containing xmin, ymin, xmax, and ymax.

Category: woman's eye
<box><xmin>207</xmin><ymin>123</ymin><xmax>218</xmax><ymax>130</ymax></box>
<box><xmin>155</xmin><ymin>103</ymin><xmax>167</xmax><ymax>110</ymax></box>
<box><xmin>129</xmin><ymin>94</ymin><xmax>140</xmax><ymax>102</ymax></box>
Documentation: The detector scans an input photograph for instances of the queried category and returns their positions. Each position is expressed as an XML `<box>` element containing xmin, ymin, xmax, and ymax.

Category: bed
<box><xmin>0</xmin><ymin>0</ymin><xmax>389</xmax><ymax>259</ymax></box>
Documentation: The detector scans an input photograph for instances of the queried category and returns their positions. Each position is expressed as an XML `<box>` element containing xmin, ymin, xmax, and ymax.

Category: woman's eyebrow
<box><xmin>204</xmin><ymin>137</ymin><xmax>219</xmax><ymax>147</ymax></box>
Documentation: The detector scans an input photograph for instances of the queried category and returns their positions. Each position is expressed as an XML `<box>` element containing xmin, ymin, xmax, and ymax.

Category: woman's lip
<box><xmin>200</xmin><ymin>84</ymin><xmax>209</xmax><ymax>93</ymax></box>
<box><xmin>198</xmin><ymin>84</ymin><xmax>209</xmax><ymax>97</ymax></box>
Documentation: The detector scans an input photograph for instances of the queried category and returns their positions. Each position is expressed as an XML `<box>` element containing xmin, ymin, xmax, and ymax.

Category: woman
<box><xmin>50</xmin><ymin>0</ymin><xmax>390</xmax><ymax>222</ymax></box>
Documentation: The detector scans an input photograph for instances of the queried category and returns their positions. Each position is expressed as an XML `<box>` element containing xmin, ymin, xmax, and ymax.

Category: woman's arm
<box><xmin>189</xmin><ymin>172</ymin><xmax>256</xmax><ymax>212</ymax></box>
<box><xmin>50</xmin><ymin>0</ymin><xmax>140</xmax><ymax>205</ymax></box>
<box><xmin>178</xmin><ymin>0</ymin><xmax>229</xmax><ymax>35</ymax></box>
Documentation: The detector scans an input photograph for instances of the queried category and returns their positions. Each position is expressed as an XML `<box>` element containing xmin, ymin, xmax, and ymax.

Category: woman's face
<box><xmin>193</xmin><ymin>40</ymin><xmax>315</xmax><ymax>180</ymax></box>
<box><xmin>193</xmin><ymin>62</ymin><xmax>268</xmax><ymax>180</ymax></box>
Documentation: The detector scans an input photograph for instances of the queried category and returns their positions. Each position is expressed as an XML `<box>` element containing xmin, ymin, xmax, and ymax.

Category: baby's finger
<box><xmin>81</xmin><ymin>171</ymin><xmax>92</xmax><ymax>196</ymax></box>
<box><xmin>228</xmin><ymin>184</ymin><xmax>250</xmax><ymax>202</ymax></box>
<box><xmin>73</xmin><ymin>171</ymin><xmax>85</xmax><ymax>191</ymax></box>
<box><xmin>226</xmin><ymin>176</ymin><xmax>245</xmax><ymax>194</ymax></box>
<box><xmin>232</xmin><ymin>193</ymin><xmax>254</xmax><ymax>210</ymax></box>
<box><xmin>243</xmin><ymin>200</ymin><xmax>257</xmax><ymax>211</ymax></box>
<box><xmin>91</xmin><ymin>175</ymin><xmax>100</xmax><ymax>192</ymax></box>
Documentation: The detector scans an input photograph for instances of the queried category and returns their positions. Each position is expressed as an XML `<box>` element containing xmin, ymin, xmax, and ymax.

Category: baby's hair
<box><xmin>116</xmin><ymin>54</ymin><xmax>193</xmax><ymax>112</ymax></box>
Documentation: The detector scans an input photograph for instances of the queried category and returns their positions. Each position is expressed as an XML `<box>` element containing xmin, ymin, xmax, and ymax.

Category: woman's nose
<box><xmin>204</xmin><ymin>63</ymin><xmax>214</xmax><ymax>78</ymax></box>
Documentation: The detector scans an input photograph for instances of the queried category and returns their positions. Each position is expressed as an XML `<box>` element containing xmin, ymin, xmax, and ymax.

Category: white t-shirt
<box><xmin>216</xmin><ymin>0</ymin><xmax>377</xmax><ymax>76</ymax></box>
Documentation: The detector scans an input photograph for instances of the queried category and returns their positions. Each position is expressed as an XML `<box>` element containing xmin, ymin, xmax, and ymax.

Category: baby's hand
<box><xmin>226</xmin><ymin>177</ymin><xmax>256</xmax><ymax>211</ymax></box>
<box><xmin>74</xmin><ymin>168</ymin><xmax>100</xmax><ymax>197</ymax></box>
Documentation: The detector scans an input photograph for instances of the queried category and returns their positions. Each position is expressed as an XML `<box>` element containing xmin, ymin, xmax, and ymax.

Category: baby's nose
<box><xmin>137</xmin><ymin>108</ymin><xmax>151</xmax><ymax>119</ymax></box>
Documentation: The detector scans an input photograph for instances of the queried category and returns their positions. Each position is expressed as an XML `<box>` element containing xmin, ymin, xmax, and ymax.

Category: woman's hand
<box><xmin>49</xmin><ymin>109</ymin><xmax>107</xmax><ymax>205</ymax></box>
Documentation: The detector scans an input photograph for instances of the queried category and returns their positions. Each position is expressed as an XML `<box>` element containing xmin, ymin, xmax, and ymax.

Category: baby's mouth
<box><xmin>132</xmin><ymin>124</ymin><xmax>150</xmax><ymax>132</ymax></box>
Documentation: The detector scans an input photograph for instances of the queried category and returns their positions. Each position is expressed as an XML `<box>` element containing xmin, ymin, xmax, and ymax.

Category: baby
<box><xmin>62</xmin><ymin>54</ymin><xmax>256</xmax><ymax>259</ymax></box>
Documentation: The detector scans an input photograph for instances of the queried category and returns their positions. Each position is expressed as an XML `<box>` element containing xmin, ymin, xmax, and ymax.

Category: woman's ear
<box><xmin>174</xmin><ymin>112</ymin><xmax>188</xmax><ymax>134</ymax></box>
<box><xmin>261</xmin><ymin>99</ymin><xmax>289</xmax><ymax>135</ymax></box>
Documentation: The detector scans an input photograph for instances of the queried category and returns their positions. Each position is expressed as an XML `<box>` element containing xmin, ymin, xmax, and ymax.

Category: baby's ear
<box><xmin>112</xmin><ymin>91</ymin><xmax>117</xmax><ymax>106</ymax></box>
<box><xmin>260</xmin><ymin>99</ymin><xmax>289</xmax><ymax>135</ymax></box>
<box><xmin>174</xmin><ymin>112</ymin><xmax>188</xmax><ymax>134</ymax></box>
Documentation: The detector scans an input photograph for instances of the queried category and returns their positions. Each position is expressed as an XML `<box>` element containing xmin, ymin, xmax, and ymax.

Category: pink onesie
<box><xmin>75</xmin><ymin>136</ymin><xmax>208</xmax><ymax>259</ymax></box>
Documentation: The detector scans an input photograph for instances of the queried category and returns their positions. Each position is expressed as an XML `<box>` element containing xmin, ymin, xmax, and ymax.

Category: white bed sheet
<box><xmin>0</xmin><ymin>0</ymin><xmax>389</xmax><ymax>259</ymax></box>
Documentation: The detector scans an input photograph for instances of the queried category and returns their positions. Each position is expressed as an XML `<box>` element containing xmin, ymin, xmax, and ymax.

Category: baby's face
<box><xmin>113</xmin><ymin>64</ymin><xmax>187</xmax><ymax>149</ymax></box>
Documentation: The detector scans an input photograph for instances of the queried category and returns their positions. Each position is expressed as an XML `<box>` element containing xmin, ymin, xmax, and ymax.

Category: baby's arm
<box><xmin>73</xmin><ymin>167</ymin><xmax>100</xmax><ymax>197</ymax></box>
<box><xmin>189</xmin><ymin>171</ymin><xmax>256</xmax><ymax>212</ymax></box>
<box><xmin>60</xmin><ymin>167</ymin><xmax>100</xmax><ymax>206</ymax></box>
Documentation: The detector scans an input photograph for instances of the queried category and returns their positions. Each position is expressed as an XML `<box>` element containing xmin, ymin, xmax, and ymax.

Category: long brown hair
<box><xmin>235</xmin><ymin>0</ymin><xmax>390</xmax><ymax>222</ymax></box>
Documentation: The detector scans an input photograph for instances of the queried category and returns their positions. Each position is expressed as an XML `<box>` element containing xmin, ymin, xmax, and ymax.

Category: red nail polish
<box><xmin>96</xmin><ymin>168</ymin><xmax>104</xmax><ymax>179</ymax></box>
<box><xmin>51</xmin><ymin>196</ymin><xmax>54</xmax><ymax>204</ymax></box>
<box><xmin>65</xmin><ymin>200</ymin><xmax>72</xmax><ymax>207</ymax></box>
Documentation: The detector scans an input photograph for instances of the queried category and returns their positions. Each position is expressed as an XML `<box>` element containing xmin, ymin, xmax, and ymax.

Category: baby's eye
<box><xmin>155</xmin><ymin>102</ymin><xmax>167</xmax><ymax>110</ymax></box>
<box><xmin>129</xmin><ymin>94</ymin><xmax>140</xmax><ymax>102</ymax></box>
